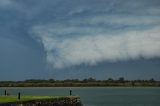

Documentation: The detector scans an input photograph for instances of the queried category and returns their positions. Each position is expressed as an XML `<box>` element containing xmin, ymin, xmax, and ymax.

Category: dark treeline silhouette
<box><xmin>0</xmin><ymin>77</ymin><xmax>160</xmax><ymax>87</ymax></box>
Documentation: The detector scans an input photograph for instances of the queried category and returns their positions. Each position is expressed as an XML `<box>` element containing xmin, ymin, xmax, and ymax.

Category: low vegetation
<box><xmin>0</xmin><ymin>77</ymin><xmax>159</xmax><ymax>87</ymax></box>
<box><xmin>0</xmin><ymin>96</ymin><xmax>56</xmax><ymax>103</ymax></box>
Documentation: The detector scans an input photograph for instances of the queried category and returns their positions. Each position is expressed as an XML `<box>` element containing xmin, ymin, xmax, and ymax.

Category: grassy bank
<box><xmin>0</xmin><ymin>96</ymin><xmax>57</xmax><ymax>103</ymax></box>
<box><xmin>0</xmin><ymin>96</ymin><xmax>82</xmax><ymax>106</ymax></box>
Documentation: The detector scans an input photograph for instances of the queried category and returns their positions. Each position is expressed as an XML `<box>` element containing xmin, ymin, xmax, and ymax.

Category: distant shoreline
<box><xmin>0</xmin><ymin>79</ymin><xmax>160</xmax><ymax>87</ymax></box>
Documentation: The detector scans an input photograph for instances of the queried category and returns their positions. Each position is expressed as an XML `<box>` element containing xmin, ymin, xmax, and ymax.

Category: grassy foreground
<box><xmin>0</xmin><ymin>96</ymin><xmax>58</xmax><ymax>103</ymax></box>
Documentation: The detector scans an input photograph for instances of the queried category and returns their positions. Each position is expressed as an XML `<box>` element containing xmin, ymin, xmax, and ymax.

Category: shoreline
<box><xmin>0</xmin><ymin>96</ymin><xmax>82</xmax><ymax>106</ymax></box>
<box><xmin>0</xmin><ymin>86</ymin><xmax>160</xmax><ymax>88</ymax></box>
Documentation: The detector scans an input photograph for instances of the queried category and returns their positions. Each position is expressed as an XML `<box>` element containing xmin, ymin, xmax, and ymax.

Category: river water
<box><xmin>0</xmin><ymin>87</ymin><xmax>160</xmax><ymax>106</ymax></box>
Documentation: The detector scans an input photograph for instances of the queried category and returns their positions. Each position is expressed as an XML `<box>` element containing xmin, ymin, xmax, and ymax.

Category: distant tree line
<box><xmin>0</xmin><ymin>77</ymin><xmax>159</xmax><ymax>87</ymax></box>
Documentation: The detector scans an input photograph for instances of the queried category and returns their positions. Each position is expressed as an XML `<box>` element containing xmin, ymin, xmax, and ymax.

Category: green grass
<box><xmin>0</xmin><ymin>96</ymin><xmax>59</xmax><ymax>103</ymax></box>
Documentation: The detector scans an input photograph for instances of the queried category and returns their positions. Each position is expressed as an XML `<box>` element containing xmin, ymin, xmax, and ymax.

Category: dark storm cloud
<box><xmin>0</xmin><ymin>0</ymin><xmax>160</xmax><ymax>80</ymax></box>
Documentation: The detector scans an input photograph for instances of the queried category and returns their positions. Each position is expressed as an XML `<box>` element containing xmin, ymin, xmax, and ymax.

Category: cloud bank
<box><xmin>31</xmin><ymin>0</ymin><xmax>160</xmax><ymax>68</ymax></box>
<box><xmin>32</xmin><ymin>24</ymin><xmax>160</xmax><ymax>68</ymax></box>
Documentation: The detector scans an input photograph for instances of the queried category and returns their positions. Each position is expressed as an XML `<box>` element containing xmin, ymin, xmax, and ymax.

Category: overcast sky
<box><xmin>0</xmin><ymin>0</ymin><xmax>160</xmax><ymax>80</ymax></box>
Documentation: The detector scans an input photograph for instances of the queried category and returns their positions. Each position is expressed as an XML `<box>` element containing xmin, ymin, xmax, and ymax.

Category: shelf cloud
<box><xmin>1</xmin><ymin>0</ymin><xmax>160</xmax><ymax>80</ymax></box>
<box><xmin>32</xmin><ymin>25</ymin><xmax>160</xmax><ymax>68</ymax></box>
<box><xmin>30</xmin><ymin>0</ymin><xmax>160</xmax><ymax>68</ymax></box>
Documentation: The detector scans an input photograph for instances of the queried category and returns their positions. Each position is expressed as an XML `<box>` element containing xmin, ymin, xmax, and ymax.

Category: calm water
<box><xmin>0</xmin><ymin>87</ymin><xmax>160</xmax><ymax>106</ymax></box>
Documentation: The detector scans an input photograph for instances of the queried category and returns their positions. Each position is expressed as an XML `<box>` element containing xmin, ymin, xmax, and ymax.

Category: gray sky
<box><xmin>0</xmin><ymin>0</ymin><xmax>160</xmax><ymax>80</ymax></box>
